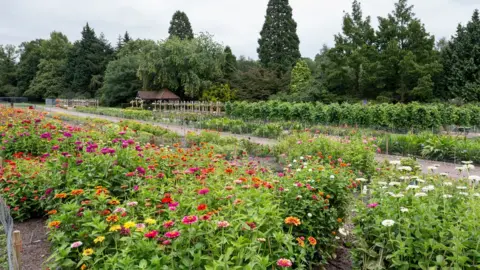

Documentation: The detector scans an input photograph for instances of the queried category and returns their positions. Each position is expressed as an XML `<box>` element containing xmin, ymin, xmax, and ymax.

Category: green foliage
<box><xmin>0</xmin><ymin>44</ymin><xmax>18</xmax><ymax>96</ymax></box>
<box><xmin>138</xmin><ymin>34</ymin><xmax>225</xmax><ymax>98</ymax></box>
<box><xmin>289</xmin><ymin>60</ymin><xmax>312</xmax><ymax>93</ymax></box>
<box><xmin>201</xmin><ymin>84</ymin><xmax>236</xmax><ymax>102</ymax></box>
<box><xmin>16</xmin><ymin>39</ymin><xmax>43</xmax><ymax>95</ymax></box>
<box><xmin>352</xmin><ymin>167</ymin><xmax>480</xmax><ymax>268</ymax></box>
<box><xmin>226</xmin><ymin>101</ymin><xmax>480</xmax><ymax>129</ymax></box>
<box><xmin>168</xmin><ymin>11</ymin><xmax>194</xmax><ymax>40</ymax></box>
<box><xmin>100</xmin><ymin>55</ymin><xmax>143</xmax><ymax>106</ymax></box>
<box><xmin>231</xmin><ymin>67</ymin><xmax>289</xmax><ymax>101</ymax></box>
<box><xmin>439</xmin><ymin>9</ymin><xmax>480</xmax><ymax>102</ymax></box>
<box><xmin>24</xmin><ymin>32</ymin><xmax>72</xmax><ymax>99</ymax></box>
<box><xmin>65</xmin><ymin>23</ymin><xmax>114</xmax><ymax>98</ymax></box>
<box><xmin>257</xmin><ymin>0</ymin><xmax>300</xmax><ymax>74</ymax></box>
<box><xmin>222</xmin><ymin>46</ymin><xmax>237</xmax><ymax>81</ymax></box>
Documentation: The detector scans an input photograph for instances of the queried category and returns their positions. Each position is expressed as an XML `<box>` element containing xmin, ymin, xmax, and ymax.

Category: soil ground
<box><xmin>13</xmin><ymin>218</ymin><xmax>49</xmax><ymax>270</ymax></box>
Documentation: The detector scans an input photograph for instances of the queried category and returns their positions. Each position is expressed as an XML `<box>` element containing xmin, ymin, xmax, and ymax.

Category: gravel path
<box><xmin>43</xmin><ymin>107</ymin><xmax>480</xmax><ymax>179</ymax></box>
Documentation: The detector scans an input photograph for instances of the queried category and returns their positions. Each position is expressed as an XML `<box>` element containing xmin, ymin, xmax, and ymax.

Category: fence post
<box><xmin>13</xmin><ymin>230</ymin><xmax>22</xmax><ymax>270</ymax></box>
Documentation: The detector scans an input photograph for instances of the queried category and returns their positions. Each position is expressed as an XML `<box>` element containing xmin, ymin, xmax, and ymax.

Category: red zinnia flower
<box><xmin>197</xmin><ymin>204</ymin><xmax>207</xmax><ymax>211</ymax></box>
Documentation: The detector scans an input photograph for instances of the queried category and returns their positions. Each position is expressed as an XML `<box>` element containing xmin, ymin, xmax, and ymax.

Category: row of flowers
<box><xmin>0</xmin><ymin>107</ymin><xmax>357</xmax><ymax>269</ymax></box>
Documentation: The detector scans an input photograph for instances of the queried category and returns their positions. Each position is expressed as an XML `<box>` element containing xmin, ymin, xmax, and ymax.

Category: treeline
<box><xmin>0</xmin><ymin>0</ymin><xmax>479</xmax><ymax>105</ymax></box>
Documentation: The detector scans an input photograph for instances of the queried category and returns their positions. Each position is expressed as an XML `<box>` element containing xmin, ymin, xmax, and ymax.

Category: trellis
<box><xmin>55</xmin><ymin>99</ymin><xmax>99</xmax><ymax>108</ymax></box>
<box><xmin>151</xmin><ymin>101</ymin><xmax>224</xmax><ymax>114</ymax></box>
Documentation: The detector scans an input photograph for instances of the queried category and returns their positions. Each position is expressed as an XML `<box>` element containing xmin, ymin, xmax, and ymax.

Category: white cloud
<box><xmin>0</xmin><ymin>0</ymin><xmax>476</xmax><ymax>58</ymax></box>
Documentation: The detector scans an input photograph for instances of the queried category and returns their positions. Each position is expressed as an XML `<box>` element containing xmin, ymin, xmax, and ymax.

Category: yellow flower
<box><xmin>144</xmin><ymin>218</ymin><xmax>156</xmax><ymax>225</ymax></box>
<box><xmin>82</xmin><ymin>248</ymin><xmax>94</xmax><ymax>256</ymax></box>
<box><xmin>80</xmin><ymin>264</ymin><xmax>87</xmax><ymax>270</ymax></box>
<box><xmin>123</xmin><ymin>221</ymin><xmax>136</xmax><ymax>229</ymax></box>
<box><xmin>93</xmin><ymin>236</ymin><xmax>105</xmax><ymax>244</ymax></box>
<box><xmin>109</xmin><ymin>225</ymin><xmax>121</xmax><ymax>232</ymax></box>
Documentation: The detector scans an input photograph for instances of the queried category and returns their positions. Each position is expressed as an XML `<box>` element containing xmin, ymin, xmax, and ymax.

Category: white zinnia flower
<box><xmin>390</xmin><ymin>160</ymin><xmax>401</xmax><ymax>165</ymax></box>
<box><xmin>400</xmin><ymin>207</ymin><xmax>409</xmax><ymax>212</ymax></box>
<box><xmin>406</xmin><ymin>185</ymin><xmax>419</xmax><ymax>190</ymax></box>
<box><xmin>389</xmin><ymin>182</ymin><xmax>401</xmax><ymax>186</ymax></box>
<box><xmin>392</xmin><ymin>193</ymin><xmax>404</xmax><ymax>198</ymax></box>
<box><xmin>300</xmin><ymin>156</ymin><xmax>304</xmax><ymax>160</ymax></box>
<box><xmin>308</xmin><ymin>169</ymin><xmax>312</xmax><ymax>172</ymax></box>
<box><xmin>459</xmin><ymin>192</ymin><xmax>468</xmax><ymax>196</ymax></box>
<box><xmin>415</xmin><ymin>192</ymin><xmax>428</xmax><ymax>197</ymax></box>
<box><xmin>356</xmin><ymin>178</ymin><xmax>367</xmax><ymax>182</ymax></box>
<box><xmin>456</xmin><ymin>186</ymin><xmax>467</xmax><ymax>190</ymax></box>
<box><xmin>422</xmin><ymin>185</ymin><xmax>435</xmax><ymax>192</ymax></box>
<box><xmin>307</xmin><ymin>213</ymin><xmax>312</xmax><ymax>218</ymax></box>
<box><xmin>378</xmin><ymin>181</ymin><xmax>388</xmax><ymax>186</ymax></box>
<box><xmin>330</xmin><ymin>175</ymin><xmax>335</xmax><ymax>179</ymax></box>
<box><xmin>473</xmin><ymin>193</ymin><xmax>480</xmax><ymax>197</ymax></box>
<box><xmin>398</xmin><ymin>166</ymin><xmax>412</xmax><ymax>172</ymax></box>
<box><xmin>338</xmin><ymin>227</ymin><xmax>348</xmax><ymax>236</ymax></box>
<box><xmin>443</xmin><ymin>194</ymin><xmax>453</xmax><ymax>198</ymax></box>
<box><xmin>293</xmin><ymin>159</ymin><xmax>297</xmax><ymax>163</ymax></box>
<box><xmin>381</xmin><ymin>219</ymin><xmax>395</xmax><ymax>227</ymax></box>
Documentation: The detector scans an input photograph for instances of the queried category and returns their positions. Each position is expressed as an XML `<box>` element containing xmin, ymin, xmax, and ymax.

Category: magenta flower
<box><xmin>162</xmin><ymin>240</ymin><xmax>171</xmax><ymax>245</ymax></box>
<box><xmin>63</xmin><ymin>132</ymin><xmax>72</xmax><ymax>138</ymax></box>
<box><xmin>181</xmin><ymin>215</ymin><xmax>198</xmax><ymax>225</ymax></box>
<box><xmin>164</xmin><ymin>230</ymin><xmax>180</xmax><ymax>239</ymax></box>
<box><xmin>51</xmin><ymin>145</ymin><xmax>59</xmax><ymax>151</ymax></box>
<box><xmin>367</xmin><ymin>203</ymin><xmax>379</xmax><ymax>208</ymax></box>
<box><xmin>198</xmin><ymin>188</ymin><xmax>209</xmax><ymax>195</ymax></box>
<box><xmin>136</xmin><ymin>167</ymin><xmax>146</xmax><ymax>175</ymax></box>
<box><xmin>40</xmin><ymin>132</ymin><xmax>51</xmax><ymax>139</ymax></box>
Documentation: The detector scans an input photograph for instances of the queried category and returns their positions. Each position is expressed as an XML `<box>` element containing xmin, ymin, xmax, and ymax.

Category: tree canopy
<box><xmin>168</xmin><ymin>11</ymin><xmax>194</xmax><ymax>40</ymax></box>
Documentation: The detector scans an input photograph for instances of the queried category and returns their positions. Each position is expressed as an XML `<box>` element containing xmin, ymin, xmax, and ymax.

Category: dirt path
<box><xmin>43</xmin><ymin>107</ymin><xmax>480</xmax><ymax>179</ymax></box>
<box><xmin>14</xmin><ymin>218</ymin><xmax>49</xmax><ymax>270</ymax></box>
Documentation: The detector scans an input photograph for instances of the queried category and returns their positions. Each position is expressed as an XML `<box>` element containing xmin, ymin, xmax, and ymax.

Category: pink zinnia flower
<box><xmin>367</xmin><ymin>203</ymin><xmax>379</xmax><ymax>208</ymax></box>
<box><xmin>198</xmin><ymin>188</ymin><xmax>209</xmax><ymax>195</ymax></box>
<box><xmin>182</xmin><ymin>215</ymin><xmax>198</xmax><ymax>225</ymax></box>
<box><xmin>162</xmin><ymin>240</ymin><xmax>171</xmax><ymax>245</ymax></box>
<box><xmin>277</xmin><ymin>258</ymin><xmax>292</xmax><ymax>268</ymax></box>
<box><xmin>163</xmin><ymin>220</ymin><xmax>175</xmax><ymax>228</ymax></box>
<box><xmin>127</xmin><ymin>201</ymin><xmax>138</xmax><ymax>207</ymax></box>
<box><xmin>164</xmin><ymin>230</ymin><xmax>180</xmax><ymax>239</ymax></box>
<box><xmin>217</xmin><ymin>221</ymin><xmax>230</xmax><ymax>228</ymax></box>
<box><xmin>70</xmin><ymin>241</ymin><xmax>83</xmax><ymax>248</ymax></box>
<box><xmin>144</xmin><ymin>230</ymin><xmax>159</xmax><ymax>239</ymax></box>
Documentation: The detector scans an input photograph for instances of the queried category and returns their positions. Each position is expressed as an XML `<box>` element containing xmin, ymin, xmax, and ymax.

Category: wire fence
<box><xmin>0</xmin><ymin>195</ymin><xmax>17</xmax><ymax>270</ymax></box>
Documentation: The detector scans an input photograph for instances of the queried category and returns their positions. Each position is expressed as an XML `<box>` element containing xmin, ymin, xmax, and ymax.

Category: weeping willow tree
<box><xmin>137</xmin><ymin>33</ymin><xmax>225</xmax><ymax>98</ymax></box>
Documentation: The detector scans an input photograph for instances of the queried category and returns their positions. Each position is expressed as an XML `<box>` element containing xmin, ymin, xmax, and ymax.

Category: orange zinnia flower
<box><xmin>108</xmin><ymin>199</ymin><xmax>120</xmax><ymax>205</ymax></box>
<box><xmin>47</xmin><ymin>209</ymin><xmax>57</xmax><ymax>215</ymax></box>
<box><xmin>71</xmin><ymin>189</ymin><xmax>84</xmax><ymax>196</ymax></box>
<box><xmin>48</xmin><ymin>221</ymin><xmax>61</xmax><ymax>228</ymax></box>
<box><xmin>106</xmin><ymin>215</ymin><xmax>119</xmax><ymax>223</ymax></box>
<box><xmin>296</xmin><ymin>237</ymin><xmax>305</xmax><ymax>247</ymax></box>
<box><xmin>284</xmin><ymin>216</ymin><xmax>301</xmax><ymax>226</ymax></box>
<box><xmin>308</xmin><ymin>236</ymin><xmax>317</xmax><ymax>246</ymax></box>
<box><xmin>54</xmin><ymin>193</ymin><xmax>67</xmax><ymax>199</ymax></box>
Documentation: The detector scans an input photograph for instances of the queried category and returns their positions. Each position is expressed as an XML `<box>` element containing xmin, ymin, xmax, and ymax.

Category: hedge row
<box><xmin>225</xmin><ymin>101</ymin><xmax>480</xmax><ymax>130</ymax></box>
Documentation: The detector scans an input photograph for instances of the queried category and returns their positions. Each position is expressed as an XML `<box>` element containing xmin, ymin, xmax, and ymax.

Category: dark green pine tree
<box><xmin>325</xmin><ymin>0</ymin><xmax>376</xmax><ymax>97</ymax></box>
<box><xmin>116</xmin><ymin>35</ymin><xmax>124</xmax><ymax>51</ymax></box>
<box><xmin>65</xmin><ymin>23</ymin><xmax>114</xmax><ymax>97</ymax></box>
<box><xmin>439</xmin><ymin>9</ymin><xmax>480</xmax><ymax>102</ymax></box>
<box><xmin>257</xmin><ymin>0</ymin><xmax>300</xmax><ymax>74</ymax></box>
<box><xmin>168</xmin><ymin>11</ymin><xmax>194</xmax><ymax>40</ymax></box>
<box><xmin>222</xmin><ymin>46</ymin><xmax>237</xmax><ymax>80</ymax></box>
<box><xmin>123</xmin><ymin>31</ymin><xmax>132</xmax><ymax>44</ymax></box>
<box><xmin>375</xmin><ymin>0</ymin><xmax>441</xmax><ymax>102</ymax></box>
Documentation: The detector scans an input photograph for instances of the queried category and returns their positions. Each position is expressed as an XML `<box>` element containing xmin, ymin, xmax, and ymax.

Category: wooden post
<box><xmin>0</xmin><ymin>157</ymin><xmax>3</xmax><ymax>168</ymax></box>
<box><xmin>13</xmin><ymin>230</ymin><xmax>22</xmax><ymax>270</ymax></box>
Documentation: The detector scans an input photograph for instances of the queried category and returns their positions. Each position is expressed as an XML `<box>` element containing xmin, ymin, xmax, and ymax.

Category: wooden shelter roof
<box><xmin>137</xmin><ymin>89</ymin><xmax>180</xmax><ymax>100</ymax></box>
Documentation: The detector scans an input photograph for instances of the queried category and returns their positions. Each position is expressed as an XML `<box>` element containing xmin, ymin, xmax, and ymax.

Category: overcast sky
<box><xmin>1</xmin><ymin>0</ymin><xmax>478</xmax><ymax>58</ymax></box>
